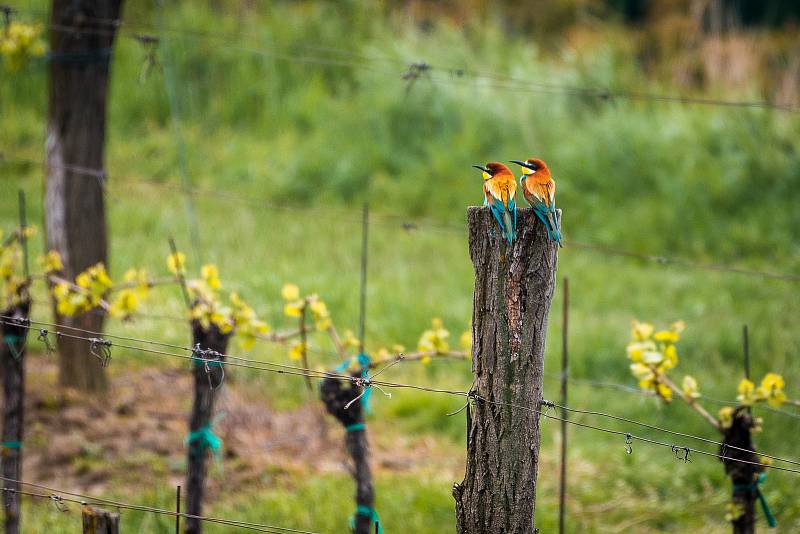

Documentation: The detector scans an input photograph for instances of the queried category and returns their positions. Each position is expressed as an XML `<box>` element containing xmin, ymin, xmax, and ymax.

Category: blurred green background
<box><xmin>1</xmin><ymin>0</ymin><xmax>799</xmax><ymax>532</ymax></box>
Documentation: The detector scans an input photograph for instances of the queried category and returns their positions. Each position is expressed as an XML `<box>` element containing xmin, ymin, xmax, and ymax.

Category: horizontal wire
<box><xmin>3</xmin><ymin>153</ymin><xmax>798</xmax><ymax>283</ymax></box>
<box><xmin>1</xmin><ymin>316</ymin><xmax>342</xmax><ymax>381</ymax></box>
<box><xmin>425</xmin><ymin>71</ymin><xmax>799</xmax><ymax>113</ymax></box>
<box><xmin>538</xmin><ymin>409</ymin><xmax>800</xmax><ymax>473</ymax></box>
<box><xmin>17</xmin><ymin>11</ymin><xmax>798</xmax><ymax>113</ymax></box>
<box><xmin>28</xmin><ymin>8</ymin><xmax>404</xmax><ymax>66</ymax></box>
<box><xmin>470</xmin><ymin>391</ymin><xmax>800</xmax><ymax>474</ymax></box>
<box><xmin>0</xmin><ymin>477</ymin><xmax>320</xmax><ymax>533</ymax></box>
<box><xmin>562</xmin><ymin>239</ymin><xmax>800</xmax><ymax>282</ymax></box>
<box><xmin>3</xmin><ymin>316</ymin><xmax>800</xmax><ymax>474</ymax></box>
<box><xmin>33</xmin><ymin>310</ymin><xmax>800</xmax><ymax>428</ymax></box>
<box><xmin>547</xmin><ymin>400</ymin><xmax>800</xmax><ymax>467</ymax></box>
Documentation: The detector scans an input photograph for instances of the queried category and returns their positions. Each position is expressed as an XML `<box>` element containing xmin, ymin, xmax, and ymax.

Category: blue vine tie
<box><xmin>733</xmin><ymin>472</ymin><xmax>776</xmax><ymax>528</ymax></box>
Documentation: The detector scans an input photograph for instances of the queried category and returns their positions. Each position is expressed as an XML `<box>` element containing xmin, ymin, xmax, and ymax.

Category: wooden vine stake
<box><xmin>453</xmin><ymin>206</ymin><xmax>559</xmax><ymax>534</ymax></box>
<box><xmin>2</xmin><ymin>193</ymin><xmax>32</xmax><ymax>534</ymax></box>
<box><xmin>1</xmin><ymin>299</ymin><xmax>30</xmax><ymax>534</ymax></box>
<box><xmin>184</xmin><ymin>321</ymin><xmax>229</xmax><ymax>534</ymax></box>
<box><xmin>723</xmin><ymin>408</ymin><xmax>764</xmax><ymax>534</ymax></box>
<box><xmin>81</xmin><ymin>505</ymin><xmax>120</xmax><ymax>534</ymax></box>
<box><xmin>320</xmin><ymin>372</ymin><xmax>376</xmax><ymax>534</ymax></box>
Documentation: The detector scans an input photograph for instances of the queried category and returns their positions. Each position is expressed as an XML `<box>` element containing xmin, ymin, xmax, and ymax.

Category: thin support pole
<box><xmin>175</xmin><ymin>485</ymin><xmax>181</xmax><ymax>534</ymax></box>
<box><xmin>158</xmin><ymin>1</ymin><xmax>201</xmax><ymax>264</ymax></box>
<box><xmin>558</xmin><ymin>277</ymin><xmax>569</xmax><ymax>534</ymax></box>
<box><xmin>743</xmin><ymin>324</ymin><xmax>750</xmax><ymax>416</ymax></box>
<box><xmin>742</xmin><ymin>324</ymin><xmax>750</xmax><ymax>380</ymax></box>
<box><xmin>300</xmin><ymin>302</ymin><xmax>311</xmax><ymax>391</ymax></box>
<box><xmin>17</xmin><ymin>191</ymin><xmax>28</xmax><ymax>279</ymax></box>
<box><xmin>358</xmin><ymin>203</ymin><xmax>369</xmax><ymax>352</ymax></box>
<box><xmin>168</xmin><ymin>237</ymin><xmax>192</xmax><ymax>311</ymax></box>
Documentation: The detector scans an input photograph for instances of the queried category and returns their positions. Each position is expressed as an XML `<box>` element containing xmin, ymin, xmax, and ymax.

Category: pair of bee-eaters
<box><xmin>473</xmin><ymin>159</ymin><xmax>562</xmax><ymax>247</ymax></box>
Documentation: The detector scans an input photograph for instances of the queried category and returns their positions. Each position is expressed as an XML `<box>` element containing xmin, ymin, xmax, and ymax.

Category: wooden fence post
<box><xmin>320</xmin><ymin>372</ymin><xmax>376</xmax><ymax>534</ymax></box>
<box><xmin>1</xmin><ymin>299</ymin><xmax>31</xmax><ymax>534</ymax></box>
<box><xmin>81</xmin><ymin>505</ymin><xmax>120</xmax><ymax>534</ymax></box>
<box><xmin>185</xmin><ymin>321</ymin><xmax>229</xmax><ymax>534</ymax></box>
<box><xmin>453</xmin><ymin>206</ymin><xmax>559</xmax><ymax>534</ymax></box>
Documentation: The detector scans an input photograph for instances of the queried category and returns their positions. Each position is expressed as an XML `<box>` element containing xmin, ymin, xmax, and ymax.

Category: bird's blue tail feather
<box><xmin>502</xmin><ymin>210</ymin><xmax>514</xmax><ymax>245</ymax></box>
<box><xmin>533</xmin><ymin>204</ymin><xmax>563</xmax><ymax>247</ymax></box>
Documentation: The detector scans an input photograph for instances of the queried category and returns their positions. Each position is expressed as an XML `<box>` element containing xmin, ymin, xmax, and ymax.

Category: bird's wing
<box><xmin>525</xmin><ymin>180</ymin><xmax>547</xmax><ymax>204</ymax></box>
<box><xmin>491</xmin><ymin>175</ymin><xmax>516</xmax><ymax>208</ymax></box>
<box><xmin>545</xmin><ymin>179</ymin><xmax>556</xmax><ymax>209</ymax></box>
<box><xmin>503</xmin><ymin>175</ymin><xmax>517</xmax><ymax>206</ymax></box>
<box><xmin>485</xmin><ymin>178</ymin><xmax>503</xmax><ymax>203</ymax></box>
<box><xmin>483</xmin><ymin>181</ymin><xmax>495</xmax><ymax>205</ymax></box>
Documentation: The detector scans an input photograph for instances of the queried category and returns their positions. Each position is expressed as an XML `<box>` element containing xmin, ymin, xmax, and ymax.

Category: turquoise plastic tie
<box><xmin>1</xmin><ymin>441</ymin><xmax>22</xmax><ymax>450</ymax></box>
<box><xmin>191</xmin><ymin>348</ymin><xmax>223</xmax><ymax>367</ymax></box>
<box><xmin>185</xmin><ymin>414</ymin><xmax>224</xmax><ymax>465</ymax></box>
<box><xmin>3</xmin><ymin>335</ymin><xmax>23</xmax><ymax>361</ymax></box>
<box><xmin>349</xmin><ymin>505</ymin><xmax>382</xmax><ymax>534</ymax></box>
<box><xmin>334</xmin><ymin>353</ymin><xmax>372</xmax><ymax>414</ymax></box>
<box><xmin>345</xmin><ymin>423</ymin><xmax>365</xmax><ymax>432</ymax></box>
<box><xmin>733</xmin><ymin>472</ymin><xmax>776</xmax><ymax>528</ymax></box>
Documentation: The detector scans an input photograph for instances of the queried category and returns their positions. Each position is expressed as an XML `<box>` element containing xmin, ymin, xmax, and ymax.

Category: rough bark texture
<box><xmin>453</xmin><ymin>206</ymin><xmax>559</xmax><ymax>534</ymax></box>
<box><xmin>1</xmin><ymin>301</ymin><xmax>30</xmax><ymax>534</ymax></box>
<box><xmin>320</xmin><ymin>374</ymin><xmax>375</xmax><ymax>534</ymax></box>
<box><xmin>722</xmin><ymin>407</ymin><xmax>762</xmax><ymax>534</ymax></box>
<box><xmin>185</xmin><ymin>321</ymin><xmax>229</xmax><ymax>534</ymax></box>
<box><xmin>81</xmin><ymin>505</ymin><xmax>120</xmax><ymax>534</ymax></box>
<box><xmin>46</xmin><ymin>0</ymin><xmax>124</xmax><ymax>392</ymax></box>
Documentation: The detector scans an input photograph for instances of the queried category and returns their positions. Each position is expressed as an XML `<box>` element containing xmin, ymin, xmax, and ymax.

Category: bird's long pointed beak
<box><xmin>472</xmin><ymin>164</ymin><xmax>488</xmax><ymax>173</ymax></box>
<box><xmin>509</xmin><ymin>160</ymin><xmax>529</xmax><ymax>169</ymax></box>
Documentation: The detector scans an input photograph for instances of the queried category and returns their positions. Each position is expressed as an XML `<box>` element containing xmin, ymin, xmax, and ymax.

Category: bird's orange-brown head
<box><xmin>472</xmin><ymin>162</ymin><xmax>514</xmax><ymax>181</ymax></box>
<box><xmin>510</xmin><ymin>158</ymin><xmax>552</xmax><ymax>179</ymax></box>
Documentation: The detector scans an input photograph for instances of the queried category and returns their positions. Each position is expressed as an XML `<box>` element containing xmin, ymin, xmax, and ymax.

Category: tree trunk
<box><xmin>453</xmin><ymin>206</ymin><xmax>559</xmax><ymax>534</ymax></box>
<box><xmin>46</xmin><ymin>0</ymin><xmax>124</xmax><ymax>392</ymax></box>
<box><xmin>1</xmin><ymin>301</ymin><xmax>30</xmax><ymax>534</ymax></box>
<box><xmin>320</xmin><ymin>373</ymin><xmax>375</xmax><ymax>534</ymax></box>
<box><xmin>81</xmin><ymin>505</ymin><xmax>120</xmax><ymax>534</ymax></box>
<box><xmin>722</xmin><ymin>407</ymin><xmax>762</xmax><ymax>534</ymax></box>
<box><xmin>185</xmin><ymin>321</ymin><xmax>229</xmax><ymax>534</ymax></box>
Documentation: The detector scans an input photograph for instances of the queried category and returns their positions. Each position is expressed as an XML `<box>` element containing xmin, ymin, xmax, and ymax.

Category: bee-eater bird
<box><xmin>472</xmin><ymin>162</ymin><xmax>517</xmax><ymax>245</ymax></box>
<box><xmin>510</xmin><ymin>158</ymin><xmax>562</xmax><ymax>247</ymax></box>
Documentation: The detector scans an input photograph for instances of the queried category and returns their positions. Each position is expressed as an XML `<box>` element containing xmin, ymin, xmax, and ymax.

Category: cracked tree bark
<box><xmin>454</xmin><ymin>206</ymin><xmax>559</xmax><ymax>534</ymax></box>
<box><xmin>46</xmin><ymin>0</ymin><xmax>124</xmax><ymax>392</ymax></box>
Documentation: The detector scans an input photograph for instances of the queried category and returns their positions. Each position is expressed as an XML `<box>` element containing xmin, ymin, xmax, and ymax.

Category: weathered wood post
<box><xmin>81</xmin><ymin>505</ymin><xmax>120</xmax><ymax>534</ymax></box>
<box><xmin>185</xmin><ymin>321</ymin><xmax>229</xmax><ymax>534</ymax></box>
<box><xmin>46</xmin><ymin>0</ymin><xmax>125</xmax><ymax>393</ymax></box>
<box><xmin>1</xmin><ymin>299</ymin><xmax>31</xmax><ymax>534</ymax></box>
<box><xmin>320</xmin><ymin>370</ymin><xmax>377</xmax><ymax>534</ymax></box>
<box><xmin>453</xmin><ymin>206</ymin><xmax>559</xmax><ymax>534</ymax></box>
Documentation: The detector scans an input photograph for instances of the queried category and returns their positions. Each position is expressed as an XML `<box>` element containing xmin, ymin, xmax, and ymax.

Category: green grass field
<box><xmin>2</xmin><ymin>1</ymin><xmax>800</xmax><ymax>532</ymax></box>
